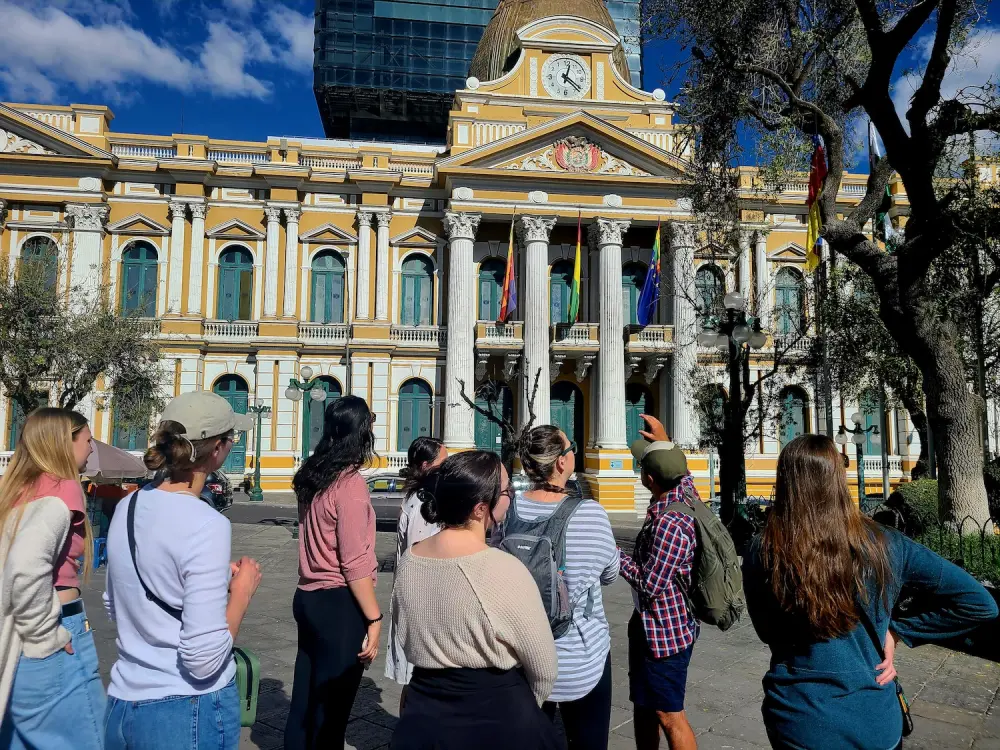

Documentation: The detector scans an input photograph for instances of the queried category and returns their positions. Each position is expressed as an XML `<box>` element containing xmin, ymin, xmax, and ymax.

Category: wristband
<box><xmin>365</xmin><ymin>614</ymin><xmax>383</xmax><ymax>626</ymax></box>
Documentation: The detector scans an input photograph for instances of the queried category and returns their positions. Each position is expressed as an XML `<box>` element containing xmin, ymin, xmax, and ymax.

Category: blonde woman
<box><xmin>0</xmin><ymin>407</ymin><xmax>105</xmax><ymax>750</ymax></box>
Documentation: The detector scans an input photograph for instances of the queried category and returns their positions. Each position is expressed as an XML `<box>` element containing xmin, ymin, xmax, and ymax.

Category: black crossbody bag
<box><xmin>857</xmin><ymin>605</ymin><xmax>914</xmax><ymax>738</ymax></box>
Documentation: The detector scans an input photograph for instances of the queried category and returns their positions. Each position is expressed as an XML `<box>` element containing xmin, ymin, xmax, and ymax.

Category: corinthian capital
<box><xmin>669</xmin><ymin>222</ymin><xmax>697</xmax><ymax>249</ymax></box>
<box><xmin>284</xmin><ymin>207</ymin><xmax>302</xmax><ymax>223</ymax></box>
<box><xmin>188</xmin><ymin>202</ymin><xmax>208</xmax><ymax>220</ymax></box>
<box><xmin>375</xmin><ymin>211</ymin><xmax>391</xmax><ymax>229</ymax></box>
<box><xmin>357</xmin><ymin>210</ymin><xmax>373</xmax><ymax>229</ymax></box>
<box><xmin>0</xmin><ymin>199</ymin><xmax>6</xmax><ymax>226</ymax></box>
<box><xmin>66</xmin><ymin>203</ymin><xmax>109</xmax><ymax>232</ymax></box>
<box><xmin>443</xmin><ymin>211</ymin><xmax>481</xmax><ymax>241</ymax></box>
<box><xmin>167</xmin><ymin>200</ymin><xmax>187</xmax><ymax>221</ymax></box>
<box><xmin>516</xmin><ymin>215</ymin><xmax>556</xmax><ymax>244</ymax></box>
<box><xmin>588</xmin><ymin>218</ymin><xmax>630</xmax><ymax>249</ymax></box>
<box><xmin>263</xmin><ymin>205</ymin><xmax>283</xmax><ymax>223</ymax></box>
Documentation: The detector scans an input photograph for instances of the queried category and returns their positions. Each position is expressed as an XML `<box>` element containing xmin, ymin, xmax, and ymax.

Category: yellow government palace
<box><xmin>0</xmin><ymin>6</ymin><xmax>923</xmax><ymax>513</ymax></box>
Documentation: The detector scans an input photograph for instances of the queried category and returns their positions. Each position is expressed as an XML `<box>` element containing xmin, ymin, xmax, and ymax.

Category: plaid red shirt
<box><xmin>619</xmin><ymin>474</ymin><xmax>699</xmax><ymax>659</ymax></box>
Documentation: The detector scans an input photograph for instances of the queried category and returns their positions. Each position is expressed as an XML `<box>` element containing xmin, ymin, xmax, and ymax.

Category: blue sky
<box><xmin>0</xmin><ymin>0</ymin><xmax>997</xmax><ymax>146</ymax></box>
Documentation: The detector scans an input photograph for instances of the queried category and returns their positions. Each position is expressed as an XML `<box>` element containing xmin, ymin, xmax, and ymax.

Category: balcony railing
<box><xmin>301</xmin><ymin>156</ymin><xmax>362</xmax><ymax>170</ymax></box>
<box><xmin>111</xmin><ymin>143</ymin><xmax>176</xmax><ymax>159</ymax></box>
<box><xmin>204</xmin><ymin>321</ymin><xmax>259</xmax><ymax>339</ymax></box>
<box><xmin>626</xmin><ymin>325</ymin><xmax>673</xmax><ymax>349</ymax></box>
<box><xmin>208</xmin><ymin>149</ymin><xmax>269</xmax><ymax>164</ymax></box>
<box><xmin>390</xmin><ymin>326</ymin><xmax>447</xmax><ymax>347</ymax></box>
<box><xmin>552</xmin><ymin>323</ymin><xmax>600</xmax><ymax>346</ymax></box>
<box><xmin>132</xmin><ymin>318</ymin><xmax>162</xmax><ymax>337</ymax></box>
<box><xmin>23</xmin><ymin>110</ymin><xmax>75</xmax><ymax>133</ymax></box>
<box><xmin>628</xmin><ymin>130</ymin><xmax>672</xmax><ymax>151</ymax></box>
<box><xmin>298</xmin><ymin>322</ymin><xmax>349</xmax><ymax>344</ymax></box>
<box><xmin>390</xmin><ymin>162</ymin><xmax>435</xmax><ymax>176</ymax></box>
<box><xmin>385</xmin><ymin>452</ymin><xmax>409</xmax><ymax>471</ymax></box>
<box><xmin>0</xmin><ymin>452</ymin><xmax>11</xmax><ymax>474</ymax></box>
<box><xmin>861</xmin><ymin>456</ymin><xmax>904</xmax><ymax>475</ymax></box>
<box><xmin>772</xmin><ymin>335</ymin><xmax>813</xmax><ymax>356</ymax></box>
<box><xmin>476</xmin><ymin>321</ymin><xmax>523</xmax><ymax>344</ymax></box>
<box><xmin>472</xmin><ymin>121</ymin><xmax>526</xmax><ymax>147</ymax></box>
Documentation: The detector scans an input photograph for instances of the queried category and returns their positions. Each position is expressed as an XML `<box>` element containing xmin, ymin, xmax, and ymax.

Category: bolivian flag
<box><xmin>637</xmin><ymin>220</ymin><xmax>661</xmax><ymax>326</ymax></box>
<box><xmin>805</xmin><ymin>136</ymin><xmax>827</xmax><ymax>272</ymax></box>
<box><xmin>498</xmin><ymin>214</ymin><xmax>517</xmax><ymax>323</ymax></box>
<box><xmin>567</xmin><ymin>212</ymin><xmax>582</xmax><ymax>322</ymax></box>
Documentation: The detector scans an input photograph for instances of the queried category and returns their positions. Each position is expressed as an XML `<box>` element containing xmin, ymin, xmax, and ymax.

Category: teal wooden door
<box><xmin>550</xmin><ymin>261</ymin><xmax>573</xmax><ymax>324</ymax></box>
<box><xmin>217</xmin><ymin>247</ymin><xmax>254</xmax><ymax>320</ymax></box>
<box><xmin>622</xmin><ymin>263</ymin><xmax>646</xmax><ymax>326</ymax></box>
<box><xmin>120</xmin><ymin>242</ymin><xmax>159</xmax><ymax>317</ymax></box>
<box><xmin>311</xmin><ymin>252</ymin><xmax>346</xmax><ymax>323</ymax></box>
<box><xmin>860</xmin><ymin>389</ymin><xmax>880</xmax><ymax>455</ymax></box>
<box><xmin>778</xmin><ymin>387</ymin><xmax>808</xmax><ymax>448</ymax></box>
<box><xmin>775</xmin><ymin>268</ymin><xmax>804</xmax><ymax>335</ymax></box>
<box><xmin>111</xmin><ymin>416</ymin><xmax>148</xmax><ymax>451</ymax></box>
<box><xmin>304</xmin><ymin>377</ymin><xmax>343</xmax><ymax>455</ymax></box>
<box><xmin>400</xmin><ymin>256</ymin><xmax>433</xmax><ymax>325</ymax></box>
<box><xmin>22</xmin><ymin>237</ymin><xmax>59</xmax><ymax>293</ymax></box>
<box><xmin>213</xmin><ymin>375</ymin><xmax>249</xmax><ymax>472</ymax></box>
<box><xmin>474</xmin><ymin>382</ymin><xmax>512</xmax><ymax>454</ymax></box>
<box><xmin>397</xmin><ymin>379</ymin><xmax>432</xmax><ymax>452</ymax></box>
<box><xmin>695</xmin><ymin>265</ymin><xmax>724</xmax><ymax>326</ymax></box>
<box><xmin>550</xmin><ymin>381</ymin><xmax>583</xmax><ymax>472</ymax></box>
<box><xmin>478</xmin><ymin>259</ymin><xmax>505</xmax><ymax>321</ymax></box>
<box><xmin>7</xmin><ymin>393</ymin><xmax>48</xmax><ymax>449</ymax></box>
<box><xmin>625</xmin><ymin>384</ymin><xmax>652</xmax><ymax>471</ymax></box>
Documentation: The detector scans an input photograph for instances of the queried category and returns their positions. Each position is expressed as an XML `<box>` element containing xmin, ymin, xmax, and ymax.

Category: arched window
<box><xmin>778</xmin><ymin>386</ymin><xmax>809</xmax><ymax>448</ymax></box>
<box><xmin>21</xmin><ymin>236</ymin><xmax>59</xmax><ymax>292</ymax></box>
<box><xmin>310</xmin><ymin>251</ymin><xmax>346</xmax><ymax>324</ymax></box>
<box><xmin>397</xmin><ymin>379</ymin><xmax>432</xmax><ymax>451</ymax></box>
<box><xmin>400</xmin><ymin>255</ymin><xmax>434</xmax><ymax>325</ymax></box>
<box><xmin>775</xmin><ymin>268</ymin><xmax>805</xmax><ymax>336</ymax></box>
<box><xmin>120</xmin><ymin>242</ymin><xmax>159</xmax><ymax>317</ymax></box>
<box><xmin>696</xmin><ymin>384</ymin><xmax>726</xmax><ymax>449</ymax></box>
<box><xmin>859</xmin><ymin>389</ymin><xmax>881</xmax><ymax>455</ymax></box>
<box><xmin>304</xmin><ymin>376</ymin><xmax>343</xmax><ymax>455</ymax></box>
<box><xmin>474</xmin><ymin>381</ymin><xmax>512</xmax><ymax>453</ymax></box>
<box><xmin>622</xmin><ymin>262</ymin><xmax>647</xmax><ymax>326</ymax></box>
<box><xmin>625</xmin><ymin>384</ymin><xmax>653</xmax><ymax>471</ymax></box>
<box><xmin>217</xmin><ymin>247</ymin><xmax>254</xmax><ymax>321</ymax></box>
<box><xmin>695</xmin><ymin>264</ymin><xmax>725</xmax><ymax>326</ymax></box>
<box><xmin>111</xmin><ymin>413</ymin><xmax>149</xmax><ymax>451</ymax></box>
<box><xmin>7</xmin><ymin>393</ymin><xmax>48</xmax><ymax>450</ymax></box>
<box><xmin>550</xmin><ymin>381</ymin><xmax>583</xmax><ymax>472</ymax></box>
<box><xmin>213</xmin><ymin>375</ymin><xmax>249</xmax><ymax>472</ymax></box>
<box><xmin>478</xmin><ymin>258</ymin><xmax>506</xmax><ymax>322</ymax></box>
<box><xmin>550</xmin><ymin>260</ymin><xmax>574</xmax><ymax>324</ymax></box>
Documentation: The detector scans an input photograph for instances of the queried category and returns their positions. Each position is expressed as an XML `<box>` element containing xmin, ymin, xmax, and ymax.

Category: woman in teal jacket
<box><xmin>742</xmin><ymin>434</ymin><xmax>998</xmax><ymax>750</ymax></box>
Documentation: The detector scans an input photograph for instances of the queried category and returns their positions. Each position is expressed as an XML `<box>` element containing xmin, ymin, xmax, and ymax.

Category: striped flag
<box><xmin>568</xmin><ymin>212</ymin><xmax>582</xmax><ymax>322</ymax></box>
<box><xmin>805</xmin><ymin>136</ymin><xmax>827</xmax><ymax>272</ymax></box>
<box><xmin>498</xmin><ymin>214</ymin><xmax>517</xmax><ymax>322</ymax></box>
<box><xmin>637</xmin><ymin>220</ymin><xmax>661</xmax><ymax>326</ymax></box>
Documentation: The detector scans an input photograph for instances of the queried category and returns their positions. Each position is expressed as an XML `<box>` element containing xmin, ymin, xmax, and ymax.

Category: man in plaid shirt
<box><xmin>619</xmin><ymin>416</ymin><xmax>698</xmax><ymax>750</ymax></box>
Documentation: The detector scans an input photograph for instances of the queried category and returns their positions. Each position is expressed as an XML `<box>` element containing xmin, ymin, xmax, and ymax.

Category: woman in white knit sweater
<box><xmin>390</xmin><ymin>450</ymin><xmax>561</xmax><ymax>750</ymax></box>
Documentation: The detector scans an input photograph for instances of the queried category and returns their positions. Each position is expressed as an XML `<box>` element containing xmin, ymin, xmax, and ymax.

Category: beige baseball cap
<box><xmin>159</xmin><ymin>391</ymin><xmax>254</xmax><ymax>439</ymax></box>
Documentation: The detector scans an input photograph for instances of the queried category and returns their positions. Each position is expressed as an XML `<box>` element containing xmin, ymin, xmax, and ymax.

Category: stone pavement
<box><xmin>81</xmin><ymin>521</ymin><xmax>1000</xmax><ymax>749</ymax></box>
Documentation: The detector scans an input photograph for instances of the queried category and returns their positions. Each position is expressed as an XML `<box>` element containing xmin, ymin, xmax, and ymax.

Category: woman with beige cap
<box><xmin>103</xmin><ymin>391</ymin><xmax>263</xmax><ymax>750</ymax></box>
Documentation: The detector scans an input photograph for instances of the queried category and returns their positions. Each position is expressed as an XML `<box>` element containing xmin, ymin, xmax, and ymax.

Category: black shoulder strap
<box><xmin>127</xmin><ymin>490</ymin><xmax>183</xmax><ymax>622</ymax></box>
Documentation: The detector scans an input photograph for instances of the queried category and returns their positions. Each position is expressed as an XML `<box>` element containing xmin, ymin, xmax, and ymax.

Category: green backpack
<box><xmin>666</xmin><ymin>487</ymin><xmax>744</xmax><ymax>631</ymax></box>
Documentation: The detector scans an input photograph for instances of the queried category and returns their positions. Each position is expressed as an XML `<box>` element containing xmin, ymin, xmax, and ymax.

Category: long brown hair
<box><xmin>761</xmin><ymin>434</ymin><xmax>892</xmax><ymax>640</ymax></box>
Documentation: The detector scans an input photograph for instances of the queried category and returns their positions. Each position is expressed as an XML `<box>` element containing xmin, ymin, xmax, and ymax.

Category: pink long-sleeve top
<box><xmin>21</xmin><ymin>474</ymin><xmax>86</xmax><ymax>590</ymax></box>
<box><xmin>297</xmin><ymin>469</ymin><xmax>377</xmax><ymax>590</ymax></box>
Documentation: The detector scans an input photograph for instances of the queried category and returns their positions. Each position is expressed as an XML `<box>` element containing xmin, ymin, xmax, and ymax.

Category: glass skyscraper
<box><xmin>313</xmin><ymin>0</ymin><xmax>643</xmax><ymax>142</ymax></box>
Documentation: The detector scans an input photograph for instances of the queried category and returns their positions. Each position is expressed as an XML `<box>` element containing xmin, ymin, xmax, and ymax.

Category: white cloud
<box><xmin>224</xmin><ymin>0</ymin><xmax>256</xmax><ymax>12</ymax></box>
<box><xmin>198</xmin><ymin>22</ymin><xmax>272</xmax><ymax>99</ymax></box>
<box><xmin>267</xmin><ymin>5</ymin><xmax>315</xmax><ymax>72</ymax></box>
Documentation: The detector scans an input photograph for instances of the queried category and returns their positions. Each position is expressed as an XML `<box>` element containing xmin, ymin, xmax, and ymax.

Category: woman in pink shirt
<box><xmin>285</xmin><ymin>395</ymin><xmax>380</xmax><ymax>750</ymax></box>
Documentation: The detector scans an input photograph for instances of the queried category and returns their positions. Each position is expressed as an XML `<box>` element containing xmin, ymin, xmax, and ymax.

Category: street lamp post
<box><xmin>835</xmin><ymin>413</ymin><xmax>880</xmax><ymax>503</ymax></box>
<box><xmin>247</xmin><ymin>401</ymin><xmax>271</xmax><ymax>503</ymax></box>
<box><xmin>284</xmin><ymin>365</ymin><xmax>329</xmax><ymax>461</ymax></box>
<box><xmin>696</xmin><ymin>292</ymin><xmax>768</xmax><ymax>526</ymax></box>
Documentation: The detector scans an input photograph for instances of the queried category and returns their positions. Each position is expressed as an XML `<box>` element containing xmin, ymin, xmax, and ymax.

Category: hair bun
<box><xmin>418</xmin><ymin>488</ymin><xmax>439</xmax><ymax>524</ymax></box>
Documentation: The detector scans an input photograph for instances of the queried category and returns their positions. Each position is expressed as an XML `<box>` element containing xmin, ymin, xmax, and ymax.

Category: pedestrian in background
<box><xmin>0</xmin><ymin>408</ymin><xmax>104</xmax><ymax>750</ymax></box>
<box><xmin>391</xmin><ymin>450</ymin><xmax>561</xmax><ymax>750</ymax></box>
<box><xmin>286</xmin><ymin>395</ymin><xmax>381</xmax><ymax>749</ymax></box>
<box><xmin>103</xmin><ymin>392</ymin><xmax>261</xmax><ymax>750</ymax></box>
<box><xmin>385</xmin><ymin>436</ymin><xmax>447</xmax><ymax>705</ymax></box>
<box><xmin>498</xmin><ymin>425</ymin><xmax>618</xmax><ymax>750</ymax></box>
<box><xmin>743</xmin><ymin>434</ymin><xmax>998</xmax><ymax>750</ymax></box>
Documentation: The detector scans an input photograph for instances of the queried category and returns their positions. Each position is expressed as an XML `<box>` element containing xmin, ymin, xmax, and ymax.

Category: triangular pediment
<box><xmin>440</xmin><ymin>111</ymin><xmax>690</xmax><ymax>181</ymax></box>
<box><xmin>206</xmin><ymin>218</ymin><xmax>265</xmax><ymax>240</ymax></box>
<box><xmin>391</xmin><ymin>226</ymin><xmax>440</xmax><ymax>247</ymax></box>
<box><xmin>299</xmin><ymin>223</ymin><xmax>357</xmax><ymax>244</ymax></box>
<box><xmin>0</xmin><ymin>104</ymin><xmax>113</xmax><ymax>160</ymax></box>
<box><xmin>769</xmin><ymin>243</ymin><xmax>807</xmax><ymax>261</ymax></box>
<box><xmin>107</xmin><ymin>214</ymin><xmax>170</xmax><ymax>236</ymax></box>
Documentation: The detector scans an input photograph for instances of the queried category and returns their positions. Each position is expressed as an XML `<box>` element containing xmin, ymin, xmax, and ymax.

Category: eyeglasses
<box><xmin>560</xmin><ymin>441</ymin><xmax>577</xmax><ymax>457</ymax></box>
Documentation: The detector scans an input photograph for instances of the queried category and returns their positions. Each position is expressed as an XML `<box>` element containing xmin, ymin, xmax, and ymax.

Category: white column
<box><xmin>738</xmin><ymin>231</ymin><xmax>752</xmax><ymax>304</ymax></box>
<box><xmin>187</xmin><ymin>202</ymin><xmax>206</xmax><ymax>316</ymax></box>
<box><xmin>442</xmin><ymin>211</ymin><xmax>481</xmax><ymax>449</ymax></box>
<box><xmin>263</xmin><ymin>205</ymin><xmax>282</xmax><ymax>318</ymax></box>
<box><xmin>65</xmin><ymin>204</ymin><xmax>108</xmax><ymax>312</ymax></box>
<box><xmin>167</xmin><ymin>200</ymin><xmax>187</xmax><ymax>315</ymax></box>
<box><xmin>375</xmin><ymin>212</ymin><xmax>391</xmax><ymax>321</ymax></box>
<box><xmin>283</xmin><ymin>207</ymin><xmax>301</xmax><ymax>318</ymax></box>
<box><xmin>591</xmin><ymin>218</ymin><xmax>630</xmax><ymax>449</ymax></box>
<box><xmin>670</xmin><ymin>223</ymin><xmax>697</xmax><ymax>448</ymax></box>
<box><xmin>754</xmin><ymin>233</ymin><xmax>771</xmax><ymax>328</ymax></box>
<box><xmin>355</xmin><ymin>211</ymin><xmax>373</xmax><ymax>320</ymax></box>
<box><xmin>518</xmin><ymin>216</ymin><xmax>556</xmax><ymax>427</ymax></box>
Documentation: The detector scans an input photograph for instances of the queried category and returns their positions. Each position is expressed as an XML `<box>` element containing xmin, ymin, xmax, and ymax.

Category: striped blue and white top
<box><xmin>512</xmin><ymin>493</ymin><xmax>620</xmax><ymax>703</ymax></box>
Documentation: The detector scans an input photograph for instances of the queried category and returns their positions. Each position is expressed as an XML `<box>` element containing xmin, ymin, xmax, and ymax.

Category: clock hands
<box><xmin>561</xmin><ymin>63</ymin><xmax>582</xmax><ymax>92</ymax></box>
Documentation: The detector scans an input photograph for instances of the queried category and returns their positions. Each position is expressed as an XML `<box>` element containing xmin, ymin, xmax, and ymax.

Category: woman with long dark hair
<box><xmin>390</xmin><ymin>450</ymin><xmax>561</xmax><ymax>750</ymax></box>
<box><xmin>385</xmin><ymin>437</ymin><xmax>446</xmax><ymax>697</ymax></box>
<box><xmin>285</xmin><ymin>395</ymin><xmax>379</xmax><ymax>749</ymax></box>
<box><xmin>742</xmin><ymin>434</ymin><xmax>998</xmax><ymax>750</ymax></box>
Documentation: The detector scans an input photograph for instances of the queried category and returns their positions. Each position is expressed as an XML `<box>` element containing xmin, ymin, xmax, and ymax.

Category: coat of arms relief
<box><xmin>0</xmin><ymin>127</ymin><xmax>56</xmax><ymax>156</ymax></box>
<box><xmin>498</xmin><ymin>136</ymin><xmax>650</xmax><ymax>176</ymax></box>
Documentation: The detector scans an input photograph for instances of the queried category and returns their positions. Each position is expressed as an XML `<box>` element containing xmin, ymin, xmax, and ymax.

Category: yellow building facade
<box><xmin>0</xmin><ymin>14</ymin><xmax>916</xmax><ymax>514</ymax></box>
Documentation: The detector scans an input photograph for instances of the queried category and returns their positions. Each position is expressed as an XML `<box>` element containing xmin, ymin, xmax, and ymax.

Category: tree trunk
<box><xmin>719</xmin><ymin>339</ymin><xmax>747</xmax><ymax>528</ymax></box>
<box><xmin>896</xmin><ymin>389</ymin><xmax>930</xmax><ymax>480</ymax></box>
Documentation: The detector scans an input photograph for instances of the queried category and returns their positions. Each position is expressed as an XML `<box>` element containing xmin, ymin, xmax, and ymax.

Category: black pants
<box><xmin>284</xmin><ymin>587</ymin><xmax>367</xmax><ymax>750</ymax></box>
<box><xmin>542</xmin><ymin>655</ymin><xmax>613</xmax><ymax>750</ymax></box>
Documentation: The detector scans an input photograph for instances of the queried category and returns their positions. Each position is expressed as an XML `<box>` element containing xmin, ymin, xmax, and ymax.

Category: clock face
<box><xmin>541</xmin><ymin>54</ymin><xmax>591</xmax><ymax>100</ymax></box>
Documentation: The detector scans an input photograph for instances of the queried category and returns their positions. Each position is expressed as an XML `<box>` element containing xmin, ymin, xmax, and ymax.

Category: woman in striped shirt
<box><xmin>513</xmin><ymin>426</ymin><xmax>620</xmax><ymax>750</ymax></box>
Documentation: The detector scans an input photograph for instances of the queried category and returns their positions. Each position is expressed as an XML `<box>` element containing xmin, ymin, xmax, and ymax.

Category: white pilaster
<box><xmin>671</xmin><ymin>223</ymin><xmax>697</xmax><ymax>448</ymax></box>
<box><xmin>283</xmin><ymin>207</ymin><xmax>301</xmax><ymax>318</ymax></box>
<box><xmin>187</xmin><ymin>202</ymin><xmax>207</xmax><ymax>316</ymax></box>
<box><xmin>518</xmin><ymin>215</ymin><xmax>557</xmax><ymax>427</ymax></box>
<box><xmin>591</xmin><ymin>218</ymin><xmax>630</xmax><ymax>449</ymax></box>
<box><xmin>263</xmin><ymin>205</ymin><xmax>282</xmax><ymax>318</ymax></box>
<box><xmin>65</xmin><ymin>203</ymin><xmax>109</xmax><ymax>307</ymax></box>
<box><xmin>442</xmin><ymin>211</ymin><xmax>481</xmax><ymax>449</ymax></box>
<box><xmin>167</xmin><ymin>200</ymin><xmax>187</xmax><ymax>315</ymax></box>
<box><xmin>754</xmin><ymin>233</ymin><xmax>771</xmax><ymax>328</ymax></box>
<box><xmin>375</xmin><ymin>212</ymin><xmax>391</xmax><ymax>321</ymax></box>
<box><xmin>738</xmin><ymin>231</ymin><xmax>752</xmax><ymax>304</ymax></box>
<box><xmin>355</xmin><ymin>211</ymin><xmax>373</xmax><ymax>320</ymax></box>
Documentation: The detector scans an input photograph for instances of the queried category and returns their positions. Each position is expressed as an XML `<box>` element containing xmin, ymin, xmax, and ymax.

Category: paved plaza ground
<box><xmin>80</xmin><ymin>511</ymin><xmax>1000</xmax><ymax>750</ymax></box>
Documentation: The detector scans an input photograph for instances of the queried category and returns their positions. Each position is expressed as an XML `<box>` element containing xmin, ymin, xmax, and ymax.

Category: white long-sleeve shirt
<box><xmin>104</xmin><ymin>486</ymin><xmax>235</xmax><ymax>700</ymax></box>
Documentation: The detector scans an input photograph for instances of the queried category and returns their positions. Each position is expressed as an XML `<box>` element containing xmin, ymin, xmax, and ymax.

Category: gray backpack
<box><xmin>495</xmin><ymin>495</ymin><xmax>593</xmax><ymax>638</ymax></box>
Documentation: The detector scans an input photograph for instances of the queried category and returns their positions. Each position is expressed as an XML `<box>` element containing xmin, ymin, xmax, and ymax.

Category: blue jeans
<box><xmin>104</xmin><ymin>680</ymin><xmax>240</xmax><ymax>750</ymax></box>
<box><xmin>0</xmin><ymin>602</ymin><xmax>106</xmax><ymax>750</ymax></box>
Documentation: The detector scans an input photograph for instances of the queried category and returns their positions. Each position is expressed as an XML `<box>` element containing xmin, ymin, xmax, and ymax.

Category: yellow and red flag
<box><xmin>805</xmin><ymin>136</ymin><xmax>827</xmax><ymax>272</ymax></box>
<box><xmin>498</xmin><ymin>213</ymin><xmax>517</xmax><ymax>322</ymax></box>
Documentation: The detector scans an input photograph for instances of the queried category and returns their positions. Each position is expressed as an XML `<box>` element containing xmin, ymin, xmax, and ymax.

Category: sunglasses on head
<box><xmin>560</xmin><ymin>441</ymin><xmax>577</xmax><ymax>457</ymax></box>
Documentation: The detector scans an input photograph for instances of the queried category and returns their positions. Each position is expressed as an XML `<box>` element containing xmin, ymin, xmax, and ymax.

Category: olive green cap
<box><xmin>629</xmin><ymin>438</ymin><xmax>688</xmax><ymax>485</ymax></box>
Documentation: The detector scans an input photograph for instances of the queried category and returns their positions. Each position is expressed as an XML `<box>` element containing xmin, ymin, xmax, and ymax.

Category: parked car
<box><xmin>368</xmin><ymin>475</ymin><xmax>407</xmax><ymax>527</ymax></box>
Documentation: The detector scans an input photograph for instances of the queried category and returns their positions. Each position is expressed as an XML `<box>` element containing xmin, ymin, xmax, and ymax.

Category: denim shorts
<box><xmin>104</xmin><ymin>679</ymin><xmax>240</xmax><ymax>750</ymax></box>
<box><xmin>0</xmin><ymin>601</ymin><xmax>106</xmax><ymax>750</ymax></box>
<box><xmin>627</xmin><ymin>611</ymin><xmax>693</xmax><ymax>714</ymax></box>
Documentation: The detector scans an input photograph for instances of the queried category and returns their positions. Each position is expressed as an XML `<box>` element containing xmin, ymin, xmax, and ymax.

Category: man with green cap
<box><xmin>619</xmin><ymin>414</ymin><xmax>699</xmax><ymax>750</ymax></box>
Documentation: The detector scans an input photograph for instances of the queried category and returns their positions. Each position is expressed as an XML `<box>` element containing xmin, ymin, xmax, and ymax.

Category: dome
<box><xmin>468</xmin><ymin>1</ymin><xmax>630</xmax><ymax>84</ymax></box>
